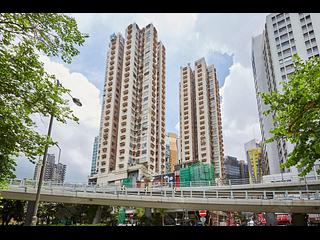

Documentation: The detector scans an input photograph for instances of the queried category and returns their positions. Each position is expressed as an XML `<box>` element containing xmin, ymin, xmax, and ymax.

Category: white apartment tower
<box><xmin>179</xmin><ymin>58</ymin><xmax>225</xmax><ymax>180</ymax></box>
<box><xmin>252</xmin><ymin>13</ymin><xmax>320</xmax><ymax>175</ymax></box>
<box><xmin>96</xmin><ymin>23</ymin><xmax>166</xmax><ymax>185</ymax></box>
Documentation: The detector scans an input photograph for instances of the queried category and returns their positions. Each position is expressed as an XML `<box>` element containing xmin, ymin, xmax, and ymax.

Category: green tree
<box><xmin>261</xmin><ymin>55</ymin><xmax>320</xmax><ymax>176</ymax></box>
<box><xmin>0</xmin><ymin>199</ymin><xmax>26</xmax><ymax>225</ymax></box>
<box><xmin>37</xmin><ymin>202</ymin><xmax>58</xmax><ymax>225</ymax></box>
<box><xmin>135</xmin><ymin>208</ymin><xmax>145</xmax><ymax>225</ymax></box>
<box><xmin>0</xmin><ymin>13</ymin><xmax>88</xmax><ymax>187</ymax></box>
<box><xmin>154</xmin><ymin>208</ymin><xmax>166</xmax><ymax>226</ymax></box>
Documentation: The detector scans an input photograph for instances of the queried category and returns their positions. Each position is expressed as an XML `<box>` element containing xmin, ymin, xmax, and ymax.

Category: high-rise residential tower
<box><xmin>90</xmin><ymin>136</ymin><xmax>99</xmax><ymax>177</ymax></box>
<box><xmin>244</xmin><ymin>139</ymin><xmax>263</xmax><ymax>183</ymax></box>
<box><xmin>252</xmin><ymin>13</ymin><xmax>320</xmax><ymax>175</ymax></box>
<box><xmin>179</xmin><ymin>58</ymin><xmax>225</xmax><ymax>180</ymax></box>
<box><xmin>52</xmin><ymin>163</ymin><xmax>66</xmax><ymax>183</ymax></box>
<box><xmin>33</xmin><ymin>154</ymin><xmax>55</xmax><ymax>181</ymax></box>
<box><xmin>167</xmin><ymin>132</ymin><xmax>179</xmax><ymax>173</ymax></box>
<box><xmin>96</xmin><ymin>23</ymin><xmax>166</xmax><ymax>185</ymax></box>
<box><xmin>33</xmin><ymin>153</ymin><xmax>66</xmax><ymax>183</ymax></box>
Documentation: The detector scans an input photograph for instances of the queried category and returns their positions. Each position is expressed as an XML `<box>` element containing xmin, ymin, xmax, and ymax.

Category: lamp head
<box><xmin>72</xmin><ymin>98</ymin><xmax>82</xmax><ymax>107</ymax></box>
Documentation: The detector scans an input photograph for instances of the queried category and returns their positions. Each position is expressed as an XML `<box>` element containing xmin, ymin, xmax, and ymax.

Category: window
<box><xmin>278</xmin><ymin>19</ymin><xmax>285</xmax><ymax>26</ymax></box>
<box><xmin>305</xmin><ymin>40</ymin><xmax>311</xmax><ymax>47</ymax></box>
<box><xmin>279</xmin><ymin>26</ymin><xmax>286</xmax><ymax>33</ymax></box>
<box><xmin>281</xmin><ymin>40</ymin><xmax>289</xmax><ymax>47</ymax></box>
<box><xmin>283</xmin><ymin>48</ymin><xmax>291</xmax><ymax>55</ymax></box>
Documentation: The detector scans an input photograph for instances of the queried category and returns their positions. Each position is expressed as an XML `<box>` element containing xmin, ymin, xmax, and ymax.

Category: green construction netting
<box><xmin>117</xmin><ymin>208</ymin><xmax>126</xmax><ymax>224</ymax></box>
<box><xmin>180</xmin><ymin>162</ymin><xmax>215</xmax><ymax>187</ymax></box>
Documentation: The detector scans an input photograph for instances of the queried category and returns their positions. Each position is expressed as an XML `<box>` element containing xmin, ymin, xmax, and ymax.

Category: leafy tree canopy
<box><xmin>261</xmin><ymin>55</ymin><xmax>320</xmax><ymax>176</ymax></box>
<box><xmin>0</xmin><ymin>13</ymin><xmax>88</xmax><ymax>186</ymax></box>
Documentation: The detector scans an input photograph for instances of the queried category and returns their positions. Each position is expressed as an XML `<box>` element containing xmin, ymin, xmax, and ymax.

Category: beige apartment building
<box><xmin>167</xmin><ymin>132</ymin><xmax>179</xmax><ymax>173</ymax></box>
<box><xmin>179</xmin><ymin>58</ymin><xmax>225</xmax><ymax>180</ymax></box>
<box><xmin>96</xmin><ymin>23</ymin><xmax>166</xmax><ymax>185</ymax></box>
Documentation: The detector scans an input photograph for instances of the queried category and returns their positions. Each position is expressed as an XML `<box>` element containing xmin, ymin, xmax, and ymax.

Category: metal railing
<box><xmin>4</xmin><ymin>179</ymin><xmax>320</xmax><ymax>201</ymax></box>
<box><xmin>5</xmin><ymin>177</ymin><xmax>320</xmax><ymax>191</ymax></box>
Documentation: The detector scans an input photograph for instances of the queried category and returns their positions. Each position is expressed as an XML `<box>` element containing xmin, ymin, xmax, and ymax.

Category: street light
<box><xmin>55</xmin><ymin>143</ymin><xmax>61</xmax><ymax>165</ymax></box>
<box><xmin>29</xmin><ymin>80</ymin><xmax>82</xmax><ymax>226</ymax></box>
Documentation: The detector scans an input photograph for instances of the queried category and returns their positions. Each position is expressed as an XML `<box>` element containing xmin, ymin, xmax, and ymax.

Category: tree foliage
<box><xmin>261</xmin><ymin>55</ymin><xmax>320</xmax><ymax>176</ymax></box>
<box><xmin>0</xmin><ymin>13</ymin><xmax>88</xmax><ymax>186</ymax></box>
<box><xmin>0</xmin><ymin>199</ymin><xmax>26</xmax><ymax>225</ymax></box>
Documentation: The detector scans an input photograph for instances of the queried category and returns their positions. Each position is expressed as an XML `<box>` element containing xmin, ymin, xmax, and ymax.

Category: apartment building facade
<box><xmin>252</xmin><ymin>13</ymin><xmax>320</xmax><ymax>175</ymax></box>
<box><xmin>34</xmin><ymin>154</ymin><xmax>66</xmax><ymax>183</ymax></box>
<box><xmin>238</xmin><ymin>160</ymin><xmax>249</xmax><ymax>180</ymax></box>
<box><xmin>90</xmin><ymin>136</ymin><xmax>99</xmax><ymax>177</ymax></box>
<box><xmin>244</xmin><ymin>139</ymin><xmax>263</xmax><ymax>183</ymax></box>
<box><xmin>96</xmin><ymin>23</ymin><xmax>166</xmax><ymax>185</ymax></box>
<box><xmin>224</xmin><ymin>156</ymin><xmax>240</xmax><ymax>180</ymax></box>
<box><xmin>179</xmin><ymin>58</ymin><xmax>225</xmax><ymax>180</ymax></box>
<box><xmin>167</xmin><ymin>132</ymin><xmax>179</xmax><ymax>173</ymax></box>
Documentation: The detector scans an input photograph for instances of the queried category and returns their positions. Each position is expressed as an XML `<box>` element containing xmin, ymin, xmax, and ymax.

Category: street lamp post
<box><xmin>304</xmin><ymin>176</ymin><xmax>310</xmax><ymax>199</ymax></box>
<box><xmin>29</xmin><ymin>80</ymin><xmax>82</xmax><ymax>226</ymax></box>
<box><xmin>55</xmin><ymin>143</ymin><xmax>61</xmax><ymax>165</ymax></box>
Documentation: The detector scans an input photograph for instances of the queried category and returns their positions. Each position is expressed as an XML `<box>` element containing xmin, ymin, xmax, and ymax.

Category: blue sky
<box><xmin>15</xmin><ymin>13</ymin><xmax>268</xmax><ymax>182</ymax></box>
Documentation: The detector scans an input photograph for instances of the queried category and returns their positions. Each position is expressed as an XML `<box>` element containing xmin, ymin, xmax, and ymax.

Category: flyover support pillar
<box><xmin>265</xmin><ymin>213</ymin><xmax>276</xmax><ymax>226</ymax></box>
<box><xmin>291</xmin><ymin>213</ymin><xmax>308</xmax><ymax>226</ymax></box>
<box><xmin>92</xmin><ymin>206</ymin><xmax>102</xmax><ymax>224</ymax></box>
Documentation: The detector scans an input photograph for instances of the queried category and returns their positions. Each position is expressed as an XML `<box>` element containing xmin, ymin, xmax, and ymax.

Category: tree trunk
<box><xmin>162</xmin><ymin>216</ymin><xmax>165</xmax><ymax>226</ymax></box>
<box><xmin>25</xmin><ymin>201</ymin><xmax>35</xmax><ymax>226</ymax></box>
<box><xmin>5</xmin><ymin>218</ymin><xmax>11</xmax><ymax>225</ymax></box>
<box><xmin>92</xmin><ymin>206</ymin><xmax>102</xmax><ymax>224</ymax></box>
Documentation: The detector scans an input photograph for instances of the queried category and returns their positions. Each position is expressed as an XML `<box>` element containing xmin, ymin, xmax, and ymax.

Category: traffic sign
<box><xmin>199</xmin><ymin>210</ymin><xmax>207</xmax><ymax>217</ymax></box>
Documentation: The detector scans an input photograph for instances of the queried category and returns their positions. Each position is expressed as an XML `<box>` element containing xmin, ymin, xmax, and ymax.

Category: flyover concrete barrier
<box><xmin>1</xmin><ymin>184</ymin><xmax>320</xmax><ymax>213</ymax></box>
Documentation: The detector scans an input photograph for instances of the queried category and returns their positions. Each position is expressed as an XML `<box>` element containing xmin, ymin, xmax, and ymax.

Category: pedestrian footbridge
<box><xmin>1</xmin><ymin>180</ymin><xmax>320</xmax><ymax>213</ymax></box>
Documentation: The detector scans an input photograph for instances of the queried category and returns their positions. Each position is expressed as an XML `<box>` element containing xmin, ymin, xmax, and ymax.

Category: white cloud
<box><xmin>195</xmin><ymin>13</ymin><xmax>268</xmax><ymax>67</ymax></box>
<box><xmin>220</xmin><ymin>62</ymin><xmax>261</xmax><ymax>161</ymax></box>
<box><xmin>41</xmin><ymin>56</ymin><xmax>101</xmax><ymax>182</ymax></box>
<box><xmin>174</xmin><ymin>122</ymin><xmax>180</xmax><ymax>134</ymax></box>
<box><xmin>15</xmin><ymin>56</ymin><xmax>101</xmax><ymax>183</ymax></box>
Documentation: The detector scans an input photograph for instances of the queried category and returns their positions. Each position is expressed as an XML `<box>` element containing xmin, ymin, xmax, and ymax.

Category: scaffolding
<box><xmin>180</xmin><ymin>162</ymin><xmax>215</xmax><ymax>187</ymax></box>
